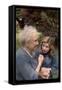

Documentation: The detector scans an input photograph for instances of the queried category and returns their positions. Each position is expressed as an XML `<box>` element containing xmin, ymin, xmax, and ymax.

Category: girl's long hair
<box><xmin>40</xmin><ymin>36</ymin><xmax>55</xmax><ymax>56</ymax></box>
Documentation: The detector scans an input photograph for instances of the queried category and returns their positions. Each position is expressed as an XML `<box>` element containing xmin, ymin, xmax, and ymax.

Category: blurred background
<box><xmin>16</xmin><ymin>7</ymin><xmax>60</xmax><ymax>50</ymax></box>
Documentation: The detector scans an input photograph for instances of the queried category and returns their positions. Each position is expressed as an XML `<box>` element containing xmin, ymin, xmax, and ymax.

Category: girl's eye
<box><xmin>42</xmin><ymin>44</ymin><xmax>49</xmax><ymax>48</ymax></box>
<box><xmin>46</xmin><ymin>46</ymin><xmax>49</xmax><ymax>48</ymax></box>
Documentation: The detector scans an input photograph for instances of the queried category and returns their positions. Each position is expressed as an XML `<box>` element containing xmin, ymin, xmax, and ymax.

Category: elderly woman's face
<box><xmin>28</xmin><ymin>33</ymin><xmax>39</xmax><ymax>51</ymax></box>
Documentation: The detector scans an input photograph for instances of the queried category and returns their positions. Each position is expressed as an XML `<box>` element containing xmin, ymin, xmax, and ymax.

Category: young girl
<box><xmin>34</xmin><ymin>36</ymin><xmax>58</xmax><ymax>79</ymax></box>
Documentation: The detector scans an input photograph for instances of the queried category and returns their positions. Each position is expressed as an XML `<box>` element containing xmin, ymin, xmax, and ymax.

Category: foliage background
<box><xmin>16</xmin><ymin>7</ymin><xmax>60</xmax><ymax>50</ymax></box>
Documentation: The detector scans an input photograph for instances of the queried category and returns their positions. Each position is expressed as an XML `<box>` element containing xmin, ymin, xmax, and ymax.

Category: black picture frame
<box><xmin>8</xmin><ymin>5</ymin><xmax>61</xmax><ymax>85</ymax></box>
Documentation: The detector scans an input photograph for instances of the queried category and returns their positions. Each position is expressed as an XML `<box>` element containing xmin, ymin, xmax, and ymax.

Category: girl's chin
<box><xmin>42</xmin><ymin>51</ymin><xmax>48</xmax><ymax>54</ymax></box>
<box><xmin>42</xmin><ymin>51</ymin><xmax>47</xmax><ymax>53</ymax></box>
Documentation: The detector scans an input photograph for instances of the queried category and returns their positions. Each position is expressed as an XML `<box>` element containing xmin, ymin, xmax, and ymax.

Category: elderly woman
<box><xmin>16</xmin><ymin>26</ymin><xmax>50</xmax><ymax>80</ymax></box>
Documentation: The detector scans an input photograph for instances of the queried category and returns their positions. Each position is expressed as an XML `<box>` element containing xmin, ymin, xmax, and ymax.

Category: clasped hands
<box><xmin>38</xmin><ymin>54</ymin><xmax>51</xmax><ymax>79</ymax></box>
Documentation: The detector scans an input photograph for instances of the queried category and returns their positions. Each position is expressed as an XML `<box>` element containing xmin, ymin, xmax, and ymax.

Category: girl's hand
<box><xmin>40</xmin><ymin>67</ymin><xmax>51</xmax><ymax>79</ymax></box>
<box><xmin>38</xmin><ymin>54</ymin><xmax>44</xmax><ymax>66</ymax></box>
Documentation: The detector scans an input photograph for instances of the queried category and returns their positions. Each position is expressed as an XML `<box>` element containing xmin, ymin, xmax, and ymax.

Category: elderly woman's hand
<box><xmin>36</xmin><ymin>55</ymin><xmax>44</xmax><ymax>73</ymax></box>
<box><xmin>39</xmin><ymin>67</ymin><xmax>51</xmax><ymax>79</ymax></box>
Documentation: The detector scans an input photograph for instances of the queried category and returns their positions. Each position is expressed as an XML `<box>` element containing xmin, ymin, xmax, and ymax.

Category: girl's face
<box><xmin>41</xmin><ymin>42</ymin><xmax>50</xmax><ymax>54</ymax></box>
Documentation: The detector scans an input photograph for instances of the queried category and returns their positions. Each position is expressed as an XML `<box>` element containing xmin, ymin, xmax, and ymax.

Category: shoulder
<box><xmin>49</xmin><ymin>55</ymin><xmax>57</xmax><ymax>65</ymax></box>
<box><xmin>49</xmin><ymin>55</ymin><xmax>55</xmax><ymax>60</ymax></box>
<box><xmin>16</xmin><ymin>48</ymin><xmax>26</xmax><ymax>62</ymax></box>
<box><xmin>16</xmin><ymin>48</ymin><xmax>24</xmax><ymax>55</ymax></box>
<box><xmin>16</xmin><ymin>48</ymin><xmax>32</xmax><ymax>64</ymax></box>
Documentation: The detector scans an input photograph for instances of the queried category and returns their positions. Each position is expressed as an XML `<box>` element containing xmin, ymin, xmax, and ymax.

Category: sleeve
<box><xmin>51</xmin><ymin>56</ymin><xmax>58</xmax><ymax>79</ymax></box>
<box><xmin>51</xmin><ymin>56</ymin><xmax>57</xmax><ymax>69</ymax></box>
<box><xmin>16</xmin><ymin>54</ymin><xmax>38</xmax><ymax>80</ymax></box>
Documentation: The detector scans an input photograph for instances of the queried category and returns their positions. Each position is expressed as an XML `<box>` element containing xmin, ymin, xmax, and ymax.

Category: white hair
<box><xmin>19</xmin><ymin>25</ymin><xmax>38</xmax><ymax>46</ymax></box>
